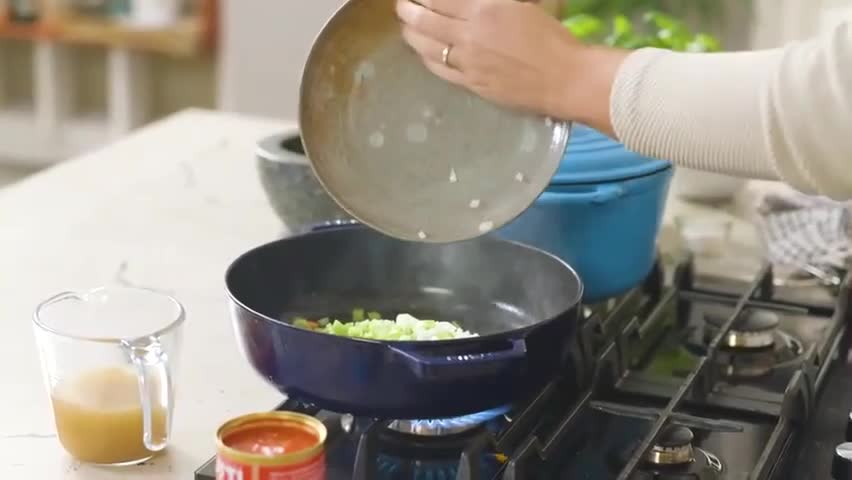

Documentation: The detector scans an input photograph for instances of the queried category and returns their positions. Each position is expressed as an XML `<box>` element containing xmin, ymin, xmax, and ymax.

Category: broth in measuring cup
<box><xmin>51</xmin><ymin>366</ymin><xmax>167</xmax><ymax>465</ymax></box>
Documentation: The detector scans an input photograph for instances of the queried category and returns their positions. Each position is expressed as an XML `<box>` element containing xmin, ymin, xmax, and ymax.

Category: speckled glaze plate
<box><xmin>299</xmin><ymin>0</ymin><xmax>571</xmax><ymax>243</ymax></box>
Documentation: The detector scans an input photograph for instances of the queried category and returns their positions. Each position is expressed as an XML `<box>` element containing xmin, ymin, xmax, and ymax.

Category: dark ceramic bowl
<box><xmin>256</xmin><ymin>131</ymin><xmax>352</xmax><ymax>234</ymax></box>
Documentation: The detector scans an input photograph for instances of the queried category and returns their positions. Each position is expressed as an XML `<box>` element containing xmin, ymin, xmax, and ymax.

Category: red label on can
<box><xmin>216</xmin><ymin>456</ymin><xmax>249</xmax><ymax>480</ymax></box>
<box><xmin>216</xmin><ymin>452</ymin><xmax>326</xmax><ymax>480</ymax></box>
<box><xmin>259</xmin><ymin>453</ymin><xmax>326</xmax><ymax>480</ymax></box>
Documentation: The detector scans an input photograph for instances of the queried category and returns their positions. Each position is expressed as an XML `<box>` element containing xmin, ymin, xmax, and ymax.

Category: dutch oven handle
<box><xmin>387</xmin><ymin>338</ymin><xmax>528</xmax><ymax>380</ymax></box>
<box><xmin>549</xmin><ymin>184</ymin><xmax>625</xmax><ymax>205</ymax></box>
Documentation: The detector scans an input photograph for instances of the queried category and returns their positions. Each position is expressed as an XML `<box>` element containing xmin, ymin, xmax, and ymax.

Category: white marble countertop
<box><xmin>0</xmin><ymin>108</ymin><xmax>778</xmax><ymax>479</ymax></box>
<box><xmin>0</xmin><ymin>110</ymin><xmax>293</xmax><ymax>479</ymax></box>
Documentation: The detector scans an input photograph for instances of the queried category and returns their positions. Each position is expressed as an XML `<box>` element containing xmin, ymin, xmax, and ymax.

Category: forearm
<box><xmin>610</xmin><ymin>46</ymin><xmax>785</xmax><ymax>182</ymax></box>
<box><xmin>562</xmin><ymin>23</ymin><xmax>852</xmax><ymax>199</ymax></box>
<box><xmin>554</xmin><ymin>46</ymin><xmax>628</xmax><ymax>138</ymax></box>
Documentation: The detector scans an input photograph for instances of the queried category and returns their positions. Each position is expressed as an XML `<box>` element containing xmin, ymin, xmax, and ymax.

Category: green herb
<box><xmin>563</xmin><ymin>10</ymin><xmax>722</xmax><ymax>52</ymax></box>
<box><xmin>562</xmin><ymin>0</ymin><xmax>746</xmax><ymax>25</ymax></box>
<box><xmin>562</xmin><ymin>14</ymin><xmax>604</xmax><ymax>39</ymax></box>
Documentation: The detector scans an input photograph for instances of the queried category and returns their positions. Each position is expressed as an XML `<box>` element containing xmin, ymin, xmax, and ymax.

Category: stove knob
<box><xmin>847</xmin><ymin>412</ymin><xmax>852</xmax><ymax>441</ymax></box>
<box><xmin>833</xmin><ymin>443</ymin><xmax>852</xmax><ymax>479</ymax></box>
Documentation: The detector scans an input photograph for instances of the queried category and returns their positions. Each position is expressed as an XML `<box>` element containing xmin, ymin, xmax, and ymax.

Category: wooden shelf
<box><xmin>0</xmin><ymin>14</ymin><xmax>52</xmax><ymax>40</ymax></box>
<box><xmin>0</xmin><ymin>0</ymin><xmax>217</xmax><ymax>57</ymax></box>
<box><xmin>53</xmin><ymin>14</ymin><xmax>209</xmax><ymax>57</ymax></box>
<box><xmin>0</xmin><ymin>1</ymin><xmax>218</xmax><ymax>166</ymax></box>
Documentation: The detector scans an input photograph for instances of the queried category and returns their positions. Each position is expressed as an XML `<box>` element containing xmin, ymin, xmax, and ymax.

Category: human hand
<box><xmin>396</xmin><ymin>0</ymin><xmax>627</xmax><ymax>134</ymax></box>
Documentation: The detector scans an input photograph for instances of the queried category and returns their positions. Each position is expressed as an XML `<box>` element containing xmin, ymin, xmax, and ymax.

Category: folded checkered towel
<box><xmin>755</xmin><ymin>188</ymin><xmax>852</xmax><ymax>277</ymax></box>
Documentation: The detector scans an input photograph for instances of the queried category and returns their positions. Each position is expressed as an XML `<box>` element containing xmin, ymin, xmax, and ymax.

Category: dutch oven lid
<box><xmin>551</xmin><ymin>124</ymin><xmax>671</xmax><ymax>185</ymax></box>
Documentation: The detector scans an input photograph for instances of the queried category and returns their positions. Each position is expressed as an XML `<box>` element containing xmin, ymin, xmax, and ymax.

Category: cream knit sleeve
<box><xmin>610</xmin><ymin>21</ymin><xmax>852</xmax><ymax>200</ymax></box>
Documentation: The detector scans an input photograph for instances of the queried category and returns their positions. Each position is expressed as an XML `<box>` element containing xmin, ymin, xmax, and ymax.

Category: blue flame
<box><xmin>406</xmin><ymin>405</ymin><xmax>511</xmax><ymax>433</ymax></box>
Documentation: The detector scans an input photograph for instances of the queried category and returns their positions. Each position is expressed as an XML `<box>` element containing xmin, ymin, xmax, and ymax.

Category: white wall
<box><xmin>217</xmin><ymin>0</ymin><xmax>344</xmax><ymax>122</ymax></box>
<box><xmin>750</xmin><ymin>0</ymin><xmax>824</xmax><ymax>48</ymax></box>
<box><xmin>820</xmin><ymin>0</ymin><xmax>852</xmax><ymax>31</ymax></box>
<box><xmin>749</xmin><ymin>0</ymin><xmax>852</xmax><ymax>48</ymax></box>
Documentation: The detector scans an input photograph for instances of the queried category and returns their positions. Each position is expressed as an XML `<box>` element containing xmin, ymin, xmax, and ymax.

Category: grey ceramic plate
<box><xmin>299</xmin><ymin>0</ymin><xmax>571</xmax><ymax>243</ymax></box>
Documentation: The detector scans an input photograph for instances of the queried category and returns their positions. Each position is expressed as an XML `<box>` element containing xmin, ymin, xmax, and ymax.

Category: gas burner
<box><xmin>610</xmin><ymin>426</ymin><xmax>725</xmax><ymax>479</ymax></box>
<box><xmin>701</xmin><ymin>310</ymin><xmax>805</xmax><ymax>378</ymax></box>
<box><xmin>715</xmin><ymin>331</ymin><xmax>804</xmax><ymax>378</ymax></box>
<box><xmin>714</xmin><ymin>337</ymin><xmax>798</xmax><ymax>378</ymax></box>
<box><xmin>386</xmin><ymin>405</ymin><xmax>511</xmax><ymax>436</ymax></box>
<box><xmin>706</xmin><ymin>309</ymin><xmax>779</xmax><ymax>349</ymax></box>
<box><xmin>639</xmin><ymin>426</ymin><xmax>724</xmax><ymax>478</ymax></box>
<box><xmin>375</xmin><ymin>452</ymin><xmax>504</xmax><ymax>480</ymax></box>
<box><xmin>372</xmin><ymin>413</ymin><xmax>507</xmax><ymax>480</ymax></box>
<box><xmin>376</xmin><ymin>455</ymin><xmax>458</xmax><ymax>480</ymax></box>
<box><xmin>646</xmin><ymin>425</ymin><xmax>695</xmax><ymax>465</ymax></box>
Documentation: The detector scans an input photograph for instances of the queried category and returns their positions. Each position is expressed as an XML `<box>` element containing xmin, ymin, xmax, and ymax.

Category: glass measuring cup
<box><xmin>33</xmin><ymin>286</ymin><xmax>184</xmax><ymax>465</ymax></box>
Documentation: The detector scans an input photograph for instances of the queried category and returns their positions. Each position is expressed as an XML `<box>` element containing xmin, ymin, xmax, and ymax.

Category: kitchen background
<box><xmin>0</xmin><ymin>0</ymin><xmax>849</xmax><ymax>189</ymax></box>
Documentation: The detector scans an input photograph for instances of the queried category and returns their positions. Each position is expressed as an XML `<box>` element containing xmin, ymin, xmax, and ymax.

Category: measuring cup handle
<box><xmin>122</xmin><ymin>337</ymin><xmax>173</xmax><ymax>452</ymax></box>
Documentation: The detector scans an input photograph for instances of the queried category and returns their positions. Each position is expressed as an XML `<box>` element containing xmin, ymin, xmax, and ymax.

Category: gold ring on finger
<box><xmin>442</xmin><ymin>44</ymin><xmax>454</xmax><ymax>67</ymax></box>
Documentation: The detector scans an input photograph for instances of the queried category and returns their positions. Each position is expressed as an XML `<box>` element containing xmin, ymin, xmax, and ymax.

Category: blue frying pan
<box><xmin>225</xmin><ymin>224</ymin><xmax>583</xmax><ymax>419</ymax></box>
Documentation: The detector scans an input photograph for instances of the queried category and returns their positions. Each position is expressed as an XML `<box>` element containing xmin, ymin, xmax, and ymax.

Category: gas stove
<box><xmin>196</xmin><ymin>256</ymin><xmax>852</xmax><ymax>479</ymax></box>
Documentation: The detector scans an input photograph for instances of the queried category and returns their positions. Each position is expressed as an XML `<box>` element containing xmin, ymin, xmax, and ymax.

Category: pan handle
<box><xmin>387</xmin><ymin>339</ymin><xmax>527</xmax><ymax>380</ymax></box>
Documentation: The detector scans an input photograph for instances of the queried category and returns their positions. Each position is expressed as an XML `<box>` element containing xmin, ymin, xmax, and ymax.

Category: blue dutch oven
<box><xmin>498</xmin><ymin>124</ymin><xmax>673</xmax><ymax>302</ymax></box>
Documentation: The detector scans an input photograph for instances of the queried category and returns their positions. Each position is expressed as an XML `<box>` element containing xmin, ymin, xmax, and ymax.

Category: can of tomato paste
<box><xmin>216</xmin><ymin>411</ymin><xmax>327</xmax><ymax>480</ymax></box>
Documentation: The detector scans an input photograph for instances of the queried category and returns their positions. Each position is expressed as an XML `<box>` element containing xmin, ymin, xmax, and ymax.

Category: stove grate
<box><xmin>194</xmin><ymin>256</ymin><xmax>851</xmax><ymax>480</ymax></box>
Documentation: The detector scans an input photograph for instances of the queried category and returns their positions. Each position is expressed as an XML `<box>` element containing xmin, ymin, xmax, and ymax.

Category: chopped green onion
<box><xmin>319</xmin><ymin>313</ymin><xmax>476</xmax><ymax>341</ymax></box>
<box><xmin>295</xmin><ymin>311</ymin><xmax>477</xmax><ymax>340</ymax></box>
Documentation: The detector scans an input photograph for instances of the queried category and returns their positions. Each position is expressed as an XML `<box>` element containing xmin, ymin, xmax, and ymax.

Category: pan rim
<box><xmin>224</xmin><ymin>229</ymin><xmax>584</xmax><ymax>348</ymax></box>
